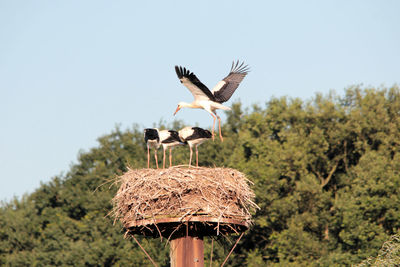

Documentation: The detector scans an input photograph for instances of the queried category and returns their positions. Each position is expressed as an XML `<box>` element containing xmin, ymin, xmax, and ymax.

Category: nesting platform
<box><xmin>112</xmin><ymin>167</ymin><xmax>257</xmax><ymax>239</ymax></box>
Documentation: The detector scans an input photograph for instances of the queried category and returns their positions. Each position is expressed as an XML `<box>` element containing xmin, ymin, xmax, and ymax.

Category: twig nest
<box><xmin>112</xmin><ymin>166</ymin><xmax>258</xmax><ymax>236</ymax></box>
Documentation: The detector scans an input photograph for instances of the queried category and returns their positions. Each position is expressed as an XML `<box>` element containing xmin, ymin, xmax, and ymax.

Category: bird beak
<box><xmin>174</xmin><ymin>106</ymin><xmax>180</xmax><ymax>116</ymax></box>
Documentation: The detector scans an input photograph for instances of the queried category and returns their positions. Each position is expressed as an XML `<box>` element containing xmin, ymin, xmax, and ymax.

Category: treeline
<box><xmin>1</xmin><ymin>86</ymin><xmax>399</xmax><ymax>266</ymax></box>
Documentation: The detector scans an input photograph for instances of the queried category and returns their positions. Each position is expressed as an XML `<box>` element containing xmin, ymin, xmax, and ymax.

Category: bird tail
<box><xmin>214</xmin><ymin>102</ymin><xmax>231</xmax><ymax>111</ymax></box>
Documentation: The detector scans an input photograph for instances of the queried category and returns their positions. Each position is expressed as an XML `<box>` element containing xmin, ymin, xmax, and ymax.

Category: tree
<box><xmin>1</xmin><ymin>85</ymin><xmax>399</xmax><ymax>266</ymax></box>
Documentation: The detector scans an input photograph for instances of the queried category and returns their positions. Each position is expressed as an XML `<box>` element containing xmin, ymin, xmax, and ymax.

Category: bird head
<box><xmin>173</xmin><ymin>103</ymin><xmax>183</xmax><ymax>115</ymax></box>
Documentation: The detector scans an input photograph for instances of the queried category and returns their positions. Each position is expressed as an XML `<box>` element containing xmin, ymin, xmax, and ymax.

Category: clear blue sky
<box><xmin>1</xmin><ymin>0</ymin><xmax>399</xmax><ymax>201</ymax></box>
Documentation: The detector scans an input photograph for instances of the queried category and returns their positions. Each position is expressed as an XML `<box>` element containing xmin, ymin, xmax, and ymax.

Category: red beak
<box><xmin>174</xmin><ymin>106</ymin><xmax>180</xmax><ymax>116</ymax></box>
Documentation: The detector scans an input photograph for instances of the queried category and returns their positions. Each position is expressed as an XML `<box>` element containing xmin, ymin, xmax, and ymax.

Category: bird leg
<box><xmin>154</xmin><ymin>149</ymin><xmax>159</xmax><ymax>169</ymax></box>
<box><xmin>189</xmin><ymin>146</ymin><xmax>193</xmax><ymax>167</ymax></box>
<box><xmin>211</xmin><ymin>113</ymin><xmax>217</xmax><ymax>141</ymax></box>
<box><xmin>147</xmin><ymin>146</ymin><xmax>150</xmax><ymax>168</ymax></box>
<box><xmin>196</xmin><ymin>145</ymin><xmax>199</xmax><ymax>167</ymax></box>
<box><xmin>216</xmin><ymin>113</ymin><xmax>223</xmax><ymax>142</ymax></box>
<box><xmin>169</xmin><ymin>148</ymin><xmax>172</xmax><ymax>167</ymax></box>
<box><xmin>163</xmin><ymin>147</ymin><xmax>166</xmax><ymax>169</ymax></box>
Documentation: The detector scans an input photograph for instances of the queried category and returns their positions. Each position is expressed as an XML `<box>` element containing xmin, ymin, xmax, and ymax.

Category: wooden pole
<box><xmin>170</xmin><ymin>236</ymin><xmax>204</xmax><ymax>267</ymax></box>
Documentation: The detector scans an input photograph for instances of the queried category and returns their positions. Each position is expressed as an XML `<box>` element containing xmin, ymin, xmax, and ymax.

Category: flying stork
<box><xmin>179</xmin><ymin>126</ymin><xmax>212</xmax><ymax>167</ymax></box>
<box><xmin>174</xmin><ymin>60</ymin><xmax>249</xmax><ymax>142</ymax></box>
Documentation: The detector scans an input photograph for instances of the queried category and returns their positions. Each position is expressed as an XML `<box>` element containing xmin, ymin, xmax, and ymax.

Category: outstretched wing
<box><xmin>211</xmin><ymin>61</ymin><xmax>250</xmax><ymax>103</ymax></box>
<box><xmin>175</xmin><ymin>66</ymin><xmax>216</xmax><ymax>101</ymax></box>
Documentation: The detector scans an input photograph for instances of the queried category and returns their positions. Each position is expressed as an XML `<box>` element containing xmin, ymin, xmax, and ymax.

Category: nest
<box><xmin>112</xmin><ymin>166</ymin><xmax>258</xmax><ymax>238</ymax></box>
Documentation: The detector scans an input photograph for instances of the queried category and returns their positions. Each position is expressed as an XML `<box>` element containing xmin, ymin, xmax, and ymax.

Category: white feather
<box><xmin>211</xmin><ymin>80</ymin><xmax>226</xmax><ymax>94</ymax></box>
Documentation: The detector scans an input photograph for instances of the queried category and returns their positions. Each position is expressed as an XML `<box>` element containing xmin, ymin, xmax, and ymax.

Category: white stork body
<box><xmin>179</xmin><ymin>127</ymin><xmax>212</xmax><ymax>167</ymax></box>
<box><xmin>159</xmin><ymin>129</ymin><xmax>185</xmax><ymax>168</ymax></box>
<box><xmin>144</xmin><ymin>128</ymin><xmax>160</xmax><ymax>169</ymax></box>
<box><xmin>174</xmin><ymin>61</ymin><xmax>249</xmax><ymax>141</ymax></box>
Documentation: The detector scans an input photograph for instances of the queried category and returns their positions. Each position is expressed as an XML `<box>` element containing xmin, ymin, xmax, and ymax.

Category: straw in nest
<box><xmin>112</xmin><ymin>166</ymin><xmax>258</xmax><ymax>236</ymax></box>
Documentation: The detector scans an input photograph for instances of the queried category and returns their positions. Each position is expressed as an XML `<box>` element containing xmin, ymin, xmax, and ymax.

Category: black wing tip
<box><xmin>175</xmin><ymin>65</ymin><xmax>183</xmax><ymax>79</ymax></box>
<box><xmin>230</xmin><ymin>60</ymin><xmax>250</xmax><ymax>74</ymax></box>
<box><xmin>192</xmin><ymin>127</ymin><xmax>212</xmax><ymax>138</ymax></box>
<box><xmin>144</xmin><ymin>128</ymin><xmax>159</xmax><ymax>141</ymax></box>
<box><xmin>144</xmin><ymin>128</ymin><xmax>157</xmax><ymax>132</ymax></box>
<box><xmin>168</xmin><ymin>130</ymin><xmax>180</xmax><ymax>138</ymax></box>
<box><xmin>204</xmin><ymin>129</ymin><xmax>212</xmax><ymax>138</ymax></box>
<box><xmin>175</xmin><ymin>65</ymin><xmax>193</xmax><ymax>79</ymax></box>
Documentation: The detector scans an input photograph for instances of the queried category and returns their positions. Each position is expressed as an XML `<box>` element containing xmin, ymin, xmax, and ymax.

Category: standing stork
<box><xmin>159</xmin><ymin>130</ymin><xmax>185</xmax><ymax>168</ymax></box>
<box><xmin>144</xmin><ymin>128</ymin><xmax>185</xmax><ymax>169</ymax></box>
<box><xmin>144</xmin><ymin>128</ymin><xmax>160</xmax><ymax>169</ymax></box>
<box><xmin>174</xmin><ymin>60</ymin><xmax>249</xmax><ymax>141</ymax></box>
<box><xmin>179</xmin><ymin>127</ymin><xmax>212</xmax><ymax>167</ymax></box>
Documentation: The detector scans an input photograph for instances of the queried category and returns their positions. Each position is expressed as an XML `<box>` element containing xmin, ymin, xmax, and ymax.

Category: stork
<box><xmin>159</xmin><ymin>129</ymin><xmax>185</xmax><ymax>168</ymax></box>
<box><xmin>144</xmin><ymin>128</ymin><xmax>160</xmax><ymax>169</ymax></box>
<box><xmin>179</xmin><ymin>127</ymin><xmax>212</xmax><ymax>167</ymax></box>
<box><xmin>174</xmin><ymin>60</ymin><xmax>249</xmax><ymax>142</ymax></box>
<box><xmin>144</xmin><ymin>128</ymin><xmax>185</xmax><ymax>169</ymax></box>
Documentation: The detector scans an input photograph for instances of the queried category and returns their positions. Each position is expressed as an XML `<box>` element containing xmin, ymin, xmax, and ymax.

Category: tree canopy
<box><xmin>1</xmin><ymin>85</ymin><xmax>399</xmax><ymax>266</ymax></box>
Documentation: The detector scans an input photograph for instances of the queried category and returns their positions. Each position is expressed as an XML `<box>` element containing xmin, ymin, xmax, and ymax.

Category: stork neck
<box><xmin>180</xmin><ymin>102</ymin><xmax>199</xmax><ymax>109</ymax></box>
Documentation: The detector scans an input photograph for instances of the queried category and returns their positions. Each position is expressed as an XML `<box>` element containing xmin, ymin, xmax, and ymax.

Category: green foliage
<box><xmin>1</xmin><ymin>86</ymin><xmax>399</xmax><ymax>266</ymax></box>
<box><xmin>356</xmin><ymin>234</ymin><xmax>400</xmax><ymax>267</ymax></box>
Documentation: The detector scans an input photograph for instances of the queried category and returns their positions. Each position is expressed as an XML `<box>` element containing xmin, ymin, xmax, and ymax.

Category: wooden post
<box><xmin>170</xmin><ymin>236</ymin><xmax>204</xmax><ymax>267</ymax></box>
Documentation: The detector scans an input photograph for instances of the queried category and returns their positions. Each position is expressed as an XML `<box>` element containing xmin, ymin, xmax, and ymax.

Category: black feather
<box><xmin>144</xmin><ymin>128</ymin><xmax>159</xmax><ymax>143</ymax></box>
<box><xmin>161</xmin><ymin>130</ymin><xmax>183</xmax><ymax>144</ymax></box>
<box><xmin>213</xmin><ymin>60</ymin><xmax>249</xmax><ymax>103</ymax></box>
<box><xmin>175</xmin><ymin>66</ymin><xmax>183</xmax><ymax>79</ymax></box>
<box><xmin>185</xmin><ymin>127</ymin><xmax>212</xmax><ymax>140</ymax></box>
<box><xmin>175</xmin><ymin>65</ymin><xmax>216</xmax><ymax>101</ymax></box>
